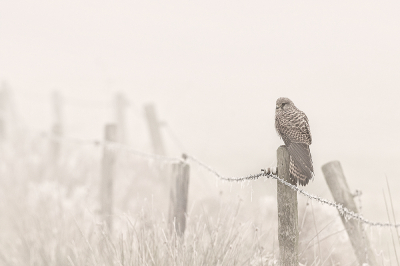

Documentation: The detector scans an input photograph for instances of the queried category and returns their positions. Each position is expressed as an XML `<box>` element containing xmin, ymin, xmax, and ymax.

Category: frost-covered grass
<box><xmin>0</xmin><ymin>135</ymin><xmax>394</xmax><ymax>265</ymax></box>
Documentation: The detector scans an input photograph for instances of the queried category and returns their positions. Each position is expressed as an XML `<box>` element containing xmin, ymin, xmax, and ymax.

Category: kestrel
<box><xmin>275</xmin><ymin>97</ymin><xmax>313</xmax><ymax>186</ymax></box>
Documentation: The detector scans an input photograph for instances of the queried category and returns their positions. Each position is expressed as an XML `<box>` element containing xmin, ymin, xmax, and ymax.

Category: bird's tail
<box><xmin>288</xmin><ymin>143</ymin><xmax>314</xmax><ymax>186</ymax></box>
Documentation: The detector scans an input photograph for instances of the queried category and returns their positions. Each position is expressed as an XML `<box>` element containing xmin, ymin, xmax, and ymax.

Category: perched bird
<box><xmin>275</xmin><ymin>97</ymin><xmax>313</xmax><ymax>186</ymax></box>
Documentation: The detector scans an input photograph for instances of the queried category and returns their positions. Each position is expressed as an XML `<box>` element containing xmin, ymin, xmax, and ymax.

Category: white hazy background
<box><xmin>1</xmin><ymin>1</ymin><xmax>400</xmax><ymax>220</ymax></box>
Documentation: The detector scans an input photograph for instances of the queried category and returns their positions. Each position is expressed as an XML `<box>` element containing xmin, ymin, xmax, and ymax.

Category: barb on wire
<box><xmin>186</xmin><ymin>154</ymin><xmax>400</xmax><ymax>229</ymax></box>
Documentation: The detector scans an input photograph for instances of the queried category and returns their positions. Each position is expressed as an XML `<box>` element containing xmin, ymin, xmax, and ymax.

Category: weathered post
<box><xmin>51</xmin><ymin>91</ymin><xmax>63</xmax><ymax>162</ymax></box>
<box><xmin>168</xmin><ymin>157</ymin><xmax>190</xmax><ymax>236</ymax></box>
<box><xmin>100</xmin><ymin>124</ymin><xmax>118</xmax><ymax>231</ymax></box>
<box><xmin>0</xmin><ymin>82</ymin><xmax>18</xmax><ymax>143</ymax></box>
<box><xmin>0</xmin><ymin>82</ymin><xmax>10</xmax><ymax>141</ymax></box>
<box><xmin>277</xmin><ymin>145</ymin><xmax>298</xmax><ymax>266</ymax></box>
<box><xmin>115</xmin><ymin>92</ymin><xmax>127</xmax><ymax>144</ymax></box>
<box><xmin>144</xmin><ymin>103</ymin><xmax>166</xmax><ymax>156</ymax></box>
<box><xmin>322</xmin><ymin>161</ymin><xmax>378</xmax><ymax>266</ymax></box>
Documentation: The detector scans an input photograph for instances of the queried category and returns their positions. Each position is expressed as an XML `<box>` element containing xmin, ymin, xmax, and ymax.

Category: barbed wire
<box><xmin>186</xmin><ymin>154</ymin><xmax>400</xmax><ymax>229</ymax></box>
<box><xmin>41</xmin><ymin>132</ymin><xmax>180</xmax><ymax>162</ymax></box>
<box><xmin>40</xmin><ymin>132</ymin><xmax>400</xmax><ymax>228</ymax></box>
<box><xmin>105</xmin><ymin>141</ymin><xmax>180</xmax><ymax>162</ymax></box>
<box><xmin>185</xmin><ymin>154</ymin><xmax>270</xmax><ymax>182</ymax></box>
<box><xmin>9</xmin><ymin>87</ymin><xmax>400</xmax><ymax>235</ymax></box>
<box><xmin>273</xmin><ymin>174</ymin><xmax>400</xmax><ymax>228</ymax></box>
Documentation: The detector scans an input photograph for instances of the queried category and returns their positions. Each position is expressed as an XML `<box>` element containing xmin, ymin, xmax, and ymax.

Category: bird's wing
<box><xmin>281</xmin><ymin>110</ymin><xmax>312</xmax><ymax>145</ymax></box>
<box><xmin>297</xmin><ymin>111</ymin><xmax>312</xmax><ymax>144</ymax></box>
<box><xmin>288</xmin><ymin>142</ymin><xmax>314</xmax><ymax>174</ymax></box>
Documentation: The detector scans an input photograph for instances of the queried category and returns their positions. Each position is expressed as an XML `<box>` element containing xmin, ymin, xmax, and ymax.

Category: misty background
<box><xmin>1</xmin><ymin>1</ymin><xmax>400</xmax><ymax>222</ymax></box>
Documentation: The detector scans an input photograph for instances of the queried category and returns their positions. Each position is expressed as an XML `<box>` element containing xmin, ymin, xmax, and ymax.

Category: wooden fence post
<box><xmin>168</xmin><ymin>158</ymin><xmax>190</xmax><ymax>236</ymax></box>
<box><xmin>0</xmin><ymin>81</ymin><xmax>18</xmax><ymax>143</ymax></box>
<box><xmin>277</xmin><ymin>145</ymin><xmax>298</xmax><ymax>266</ymax></box>
<box><xmin>100</xmin><ymin>124</ymin><xmax>117</xmax><ymax>231</ymax></box>
<box><xmin>144</xmin><ymin>103</ymin><xmax>166</xmax><ymax>156</ymax></box>
<box><xmin>51</xmin><ymin>91</ymin><xmax>63</xmax><ymax>162</ymax></box>
<box><xmin>322</xmin><ymin>161</ymin><xmax>378</xmax><ymax>266</ymax></box>
<box><xmin>115</xmin><ymin>92</ymin><xmax>127</xmax><ymax>144</ymax></box>
<box><xmin>0</xmin><ymin>82</ymin><xmax>10</xmax><ymax>141</ymax></box>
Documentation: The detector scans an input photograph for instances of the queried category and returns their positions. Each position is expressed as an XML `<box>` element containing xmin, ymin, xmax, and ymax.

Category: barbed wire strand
<box><xmin>185</xmin><ymin>154</ymin><xmax>266</xmax><ymax>182</ymax></box>
<box><xmin>41</xmin><ymin>132</ymin><xmax>180</xmax><ymax>162</ymax></box>
<box><xmin>185</xmin><ymin>154</ymin><xmax>400</xmax><ymax>229</ymax></box>
<box><xmin>40</xmin><ymin>132</ymin><xmax>400</xmax><ymax>228</ymax></box>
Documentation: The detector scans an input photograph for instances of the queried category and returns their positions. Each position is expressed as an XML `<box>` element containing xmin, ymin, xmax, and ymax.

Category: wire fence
<box><xmin>5</xmin><ymin>85</ymin><xmax>399</xmax><ymax>234</ymax></box>
<box><xmin>41</xmin><ymin>131</ymin><xmax>400</xmax><ymax>229</ymax></box>
<box><xmin>42</xmin><ymin>132</ymin><xmax>180</xmax><ymax>162</ymax></box>
<box><xmin>186</xmin><ymin>154</ymin><xmax>400</xmax><ymax>228</ymax></box>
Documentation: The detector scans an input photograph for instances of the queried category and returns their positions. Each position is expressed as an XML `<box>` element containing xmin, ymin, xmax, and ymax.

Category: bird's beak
<box><xmin>276</xmin><ymin>105</ymin><xmax>279</xmax><ymax>109</ymax></box>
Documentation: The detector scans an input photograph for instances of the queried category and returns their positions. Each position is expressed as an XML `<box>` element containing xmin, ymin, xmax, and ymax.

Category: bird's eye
<box><xmin>281</xmin><ymin>103</ymin><xmax>286</xmax><ymax>107</ymax></box>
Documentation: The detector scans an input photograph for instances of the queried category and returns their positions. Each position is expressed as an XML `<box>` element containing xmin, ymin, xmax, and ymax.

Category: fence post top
<box><xmin>104</xmin><ymin>124</ymin><xmax>118</xmax><ymax>142</ymax></box>
<box><xmin>177</xmin><ymin>153</ymin><xmax>189</xmax><ymax>166</ymax></box>
<box><xmin>277</xmin><ymin>145</ymin><xmax>290</xmax><ymax>162</ymax></box>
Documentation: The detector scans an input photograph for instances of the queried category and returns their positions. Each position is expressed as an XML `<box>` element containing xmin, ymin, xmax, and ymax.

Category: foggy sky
<box><xmin>1</xmin><ymin>1</ymin><xmax>400</xmax><ymax>219</ymax></box>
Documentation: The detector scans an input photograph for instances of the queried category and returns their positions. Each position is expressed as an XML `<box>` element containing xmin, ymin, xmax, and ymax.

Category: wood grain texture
<box><xmin>168</xmin><ymin>161</ymin><xmax>190</xmax><ymax>236</ymax></box>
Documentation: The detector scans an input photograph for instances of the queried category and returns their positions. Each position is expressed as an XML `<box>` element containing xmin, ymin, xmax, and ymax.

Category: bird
<box><xmin>275</xmin><ymin>97</ymin><xmax>313</xmax><ymax>186</ymax></box>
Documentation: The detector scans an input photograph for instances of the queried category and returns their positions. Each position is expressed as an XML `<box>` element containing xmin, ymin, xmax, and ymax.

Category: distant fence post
<box><xmin>0</xmin><ymin>82</ymin><xmax>10</xmax><ymax>141</ymax></box>
<box><xmin>144</xmin><ymin>103</ymin><xmax>166</xmax><ymax>156</ymax></box>
<box><xmin>168</xmin><ymin>157</ymin><xmax>190</xmax><ymax>236</ymax></box>
<box><xmin>322</xmin><ymin>161</ymin><xmax>378</xmax><ymax>266</ymax></box>
<box><xmin>115</xmin><ymin>92</ymin><xmax>127</xmax><ymax>144</ymax></box>
<box><xmin>277</xmin><ymin>145</ymin><xmax>298</xmax><ymax>266</ymax></box>
<box><xmin>100</xmin><ymin>124</ymin><xmax>117</xmax><ymax>231</ymax></box>
<box><xmin>51</xmin><ymin>90</ymin><xmax>63</xmax><ymax>162</ymax></box>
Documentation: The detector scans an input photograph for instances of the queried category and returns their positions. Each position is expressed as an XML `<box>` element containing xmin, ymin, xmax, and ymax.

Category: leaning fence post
<box><xmin>168</xmin><ymin>156</ymin><xmax>190</xmax><ymax>236</ymax></box>
<box><xmin>277</xmin><ymin>145</ymin><xmax>298</xmax><ymax>266</ymax></box>
<box><xmin>322</xmin><ymin>161</ymin><xmax>378</xmax><ymax>266</ymax></box>
<box><xmin>100</xmin><ymin>124</ymin><xmax>117</xmax><ymax>231</ymax></box>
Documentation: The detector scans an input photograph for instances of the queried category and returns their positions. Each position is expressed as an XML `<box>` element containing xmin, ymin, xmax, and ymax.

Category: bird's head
<box><xmin>276</xmin><ymin>97</ymin><xmax>295</xmax><ymax>111</ymax></box>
